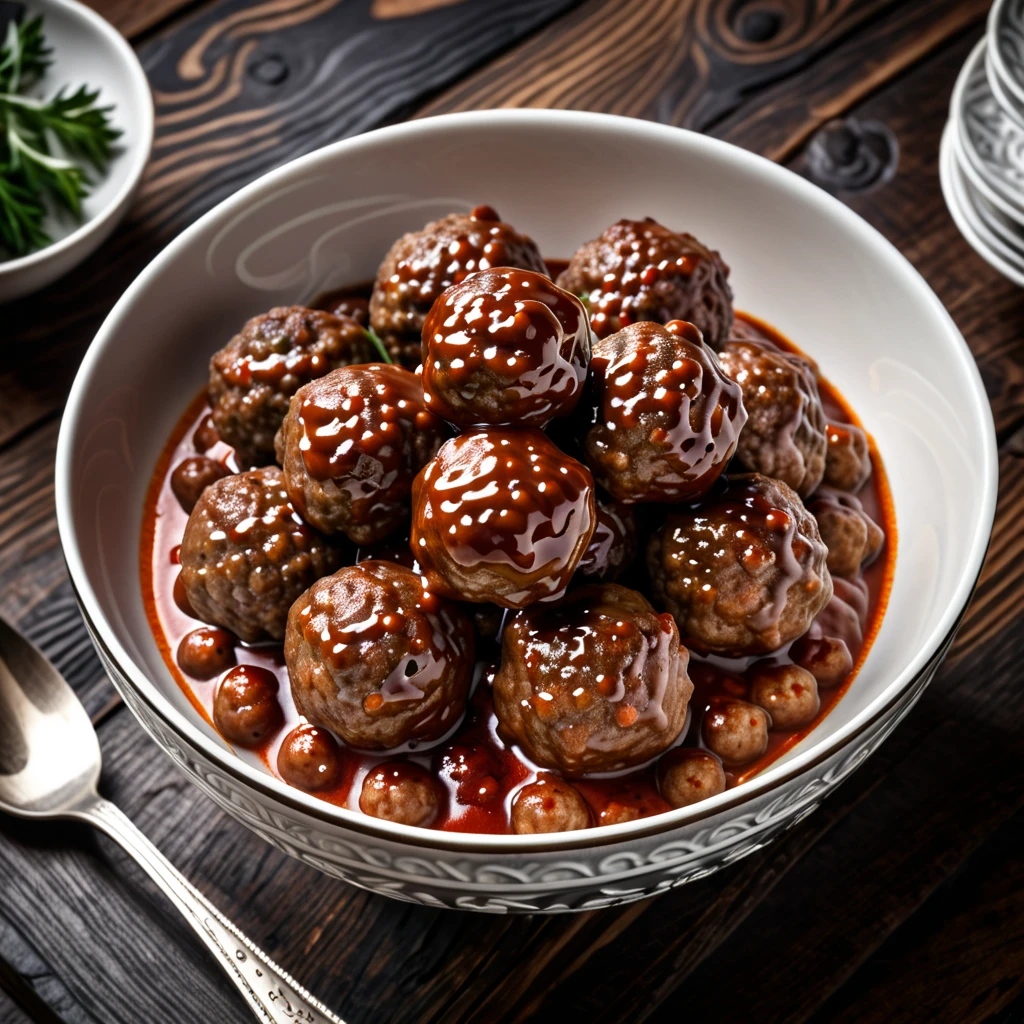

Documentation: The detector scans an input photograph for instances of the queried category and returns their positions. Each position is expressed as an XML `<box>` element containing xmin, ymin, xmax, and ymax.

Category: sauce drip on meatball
<box><xmin>411</xmin><ymin>428</ymin><xmax>596</xmax><ymax>608</ymax></box>
<box><xmin>421</xmin><ymin>267</ymin><xmax>593</xmax><ymax>429</ymax></box>
<box><xmin>583</xmin><ymin>319</ymin><xmax>747</xmax><ymax>503</ymax></box>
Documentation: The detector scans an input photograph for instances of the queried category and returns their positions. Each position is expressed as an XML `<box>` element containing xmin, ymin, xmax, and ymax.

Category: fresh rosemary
<box><xmin>0</xmin><ymin>14</ymin><xmax>121</xmax><ymax>259</ymax></box>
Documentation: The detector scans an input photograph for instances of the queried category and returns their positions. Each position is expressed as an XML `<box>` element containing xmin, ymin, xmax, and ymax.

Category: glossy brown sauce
<box><xmin>141</xmin><ymin>298</ymin><xmax>895</xmax><ymax>833</ymax></box>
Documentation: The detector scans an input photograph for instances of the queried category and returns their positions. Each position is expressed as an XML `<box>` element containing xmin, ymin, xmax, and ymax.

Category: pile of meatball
<box><xmin>169</xmin><ymin>205</ymin><xmax>885</xmax><ymax>834</ymax></box>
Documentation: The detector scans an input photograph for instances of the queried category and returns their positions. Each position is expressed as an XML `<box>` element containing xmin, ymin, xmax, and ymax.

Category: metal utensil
<box><xmin>0</xmin><ymin>617</ymin><xmax>344</xmax><ymax>1024</ymax></box>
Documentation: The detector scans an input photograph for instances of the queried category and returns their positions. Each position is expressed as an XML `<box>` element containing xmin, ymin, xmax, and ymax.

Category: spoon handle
<box><xmin>73</xmin><ymin>796</ymin><xmax>345</xmax><ymax>1024</ymax></box>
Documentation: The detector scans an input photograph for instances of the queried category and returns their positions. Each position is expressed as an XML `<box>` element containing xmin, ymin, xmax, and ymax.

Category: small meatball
<box><xmin>718</xmin><ymin>339</ymin><xmax>827</xmax><ymax>497</ymax></box>
<box><xmin>170</xmin><ymin>456</ymin><xmax>230</xmax><ymax>514</ymax></box>
<box><xmin>577</xmin><ymin>501</ymin><xmax>637</xmax><ymax>583</ymax></box>
<box><xmin>748</xmin><ymin>663</ymin><xmax>820</xmax><ymax>730</ymax></box>
<box><xmin>178</xmin><ymin>467</ymin><xmax>340</xmax><ymax>643</ymax></box>
<box><xmin>511</xmin><ymin>775</ymin><xmax>591</xmax><ymax>834</ymax></box>
<box><xmin>359</xmin><ymin>762</ymin><xmax>439</xmax><ymax>826</ymax></box>
<box><xmin>276</xmin><ymin>363</ymin><xmax>446</xmax><ymax>545</ymax></box>
<box><xmin>809</xmin><ymin>488</ymin><xmax>885</xmax><ymax>579</ymax></box>
<box><xmin>209</xmin><ymin>306</ymin><xmax>376</xmax><ymax>466</ymax></box>
<box><xmin>558</xmin><ymin>218</ymin><xmax>734</xmax><ymax>348</ymax></box>
<box><xmin>657</xmin><ymin>748</ymin><xmax>726</xmax><ymax>808</ymax></box>
<box><xmin>436</xmin><ymin>739</ymin><xmax>504</xmax><ymax>806</ymax></box>
<box><xmin>370</xmin><ymin>206</ymin><xmax>548</xmax><ymax>367</ymax></box>
<box><xmin>586</xmin><ymin>779</ymin><xmax>671</xmax><ymax>825</ymax></box>
<box><xmin>285</xmin><ymin>561</ymin><xmax>473</xmax><ymax>749</ymax></box>
<box><xmin>648</xmin><ymin>473</ymin><xmax>833</xmax><ymax>656</ymax></box>
<box><xmin>176</xmin><ymin>626</ymin><xmax>236</xmax><ymax>680</ymax></box>
<box><xmin>411</xmin><ymin>428</ymin><xmax>596</xmax><ymax>608</ymax></box>
<box><xmin>318</xmin><ymin>293</ymin><xmax>370</xmax><ymax>326</ymax></box>
<box><xmin>493</xmin><ymin>584</ymin><xmax>693</xmax><ymax>776</ymax></box>
<box><xmin>422</xmin><ymin>267</ymin><xmax>592</xmax><ymax>429</ymax></box>
<box><xmin>173</xmin><ymin>572</ymin><xmax>197</xmax><ymax>617</ymax></box>
<box><xmin>824</xmin><ymin>421</ymin><xmax>872</xmax><ymax>491</ymax></box>
<box><xmin>193</xmin><ymin>415</ymin><xmax>219</xmax><ymax>453</ymax></box>
<box><xmin>702</xmin><ymin>697</ymin><xmax>770</xmax><ymax>767</ymax></box>
<box><xmin>583</xmin><ymin>320</ymin><xmax>746</xmax><ymax>503</ymax></box>
<box><xmin>277</xmin><ymin>723</ymin><xmax>343</xmax><ymax>792</ymax></box>
<box><xmin>790</xmin><ymin>635</ymin><xmax>853</xmax><ymax>688</ymax></box>
<box><xmin>212</xmin><ymin>665</ymin><xmax>283</xmax><ymax>748</ymax></box>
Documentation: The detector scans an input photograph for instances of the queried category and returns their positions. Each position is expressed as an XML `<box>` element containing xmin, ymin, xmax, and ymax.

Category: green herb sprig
<box><xmin>0</xmin><ymin>15</ymin><xmax>121</xmax><ymax>259</ymax></box>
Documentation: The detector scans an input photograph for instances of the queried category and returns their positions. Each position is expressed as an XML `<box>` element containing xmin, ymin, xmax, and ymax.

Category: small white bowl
<box><xmin>56</xmin><ymin>110</ymin><xmax>997</xmax><ymax>913</ymax></box>
<box><xmin>0</xmin><ymin>0</ymin><xmax>152</xmax><ymax>303</ymax></box>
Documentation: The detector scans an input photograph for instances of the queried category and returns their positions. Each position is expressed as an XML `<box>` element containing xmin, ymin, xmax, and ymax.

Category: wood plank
<box><xmin>81</xmin><ymin>0</ymin><xmax>200</xmax><ymax>39</ymax></box>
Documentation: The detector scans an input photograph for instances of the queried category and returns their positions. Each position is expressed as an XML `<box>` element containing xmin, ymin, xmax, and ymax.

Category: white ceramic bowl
<box><xmin>56</xmin><ymin>111</ymin><xmax>997</xmax><ymax>913</ymax></box>
<box><xmin>0</xmin><ymin>0</ymin><xmax>153</xmax><ymax>303</ymax></box>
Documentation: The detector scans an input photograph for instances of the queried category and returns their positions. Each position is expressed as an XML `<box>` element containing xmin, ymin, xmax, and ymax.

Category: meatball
<box><xmin>176</xmin><ymin>626</ymin><xmax>236</xmax><ymax>680</ymax></box>
<box><xmin>808</xmin><ymin>488</ymin><xmax>884</xmax><ymax>579</ymax></box>
<box><xmin>718</xmin><ymin>339</ymin><xmax>827</xmax><ymax>498</ymax></box>
<box><xmin>212</xmin><ymin>665</ymin><xmax>284</xmax><ymax>748</ymax></box>
<box><xmin>170</xmin><ymin>456</ymin><xmax>230</xmax><ymax>514</ymax></box>
<box><xmin>317</xmin><ymin>292</ymin><xmax>370</xmax><ymax>326</ymax></box>
<box><xmin>436</xmin><ymin>738</ymin><xmax>504</xmax><ymax>806</ymax></box>
<box><xmin>192</xmin><ymin>415</ymin><xmax>219</xmax><ymax>453</ymax></box>
<box><xmin>511</xmin><ymin>775</ymin><xmax>592</xmax><ymax>834</ymax></box>
<box><xmin>824</xmin><ymin>421</ymin><xmax>872</xmax><ymax>492</ymax></box>
<box><xmin>492</xmin><ymin>583</ymin><xmax>693</xmax><ymax>776</ymax></box>
<box><xmin>276</xmin><ymin>363</ymin><xmax>446</xmax><ymax>545</ymax></box>
<box><xmin>583</xmin><ymin>320</ymin><xmax>746</xmax><ymax>503</ymax></box>
<box><xmin>701</xmin><ymin>697</ymin><xmax>770</xmax><ymax>767</ymax></box>
<box><xmin>359</xmin><ymin>762</ymin><xmax>439</xmax><ymax>826</ymax></box>
<box><xmin>369</xmin><ymin>206</ymin><xmax>548</xmax><ymax>367</ymax></box>
<box><xmin>577</xmin><ymin>501</ymin><xmax>637</xmax><ymax>583</ymax></box>
<box><xmin>557</xmin><ymin>217</ymin><xmax>733</xmax><ymax>348</ymax></box>
<box><xmin>647</xmin><ymin>473</ymin><xmax>833</xmax><ymax>656</ymax></box>
<box><xmin>411</xmin><ymin>428</ymin><xmax>596</xmax><ymax>608</ymax></box>
<box><xmin>421</xmin><ymin>267</ymin><xmax>592</xmax><ymax>429</ymax></box>
<box><xmin>748</xmin><ymin>663</ymin><xmax>820</xmax><ymax>730</ymax></box>
<box><xmin>179</xmin><ymin>467</ymin><xmax>340</xmax><ymax>643</ymax></box>
<box><xmin>277</xmin><ymin>723</ymin><xmax>343</xmax><ymax>792</ymax></box>
<box><xmin>790</xmin><ymin>635</ymin><xmax>853</xmax><ymax>688</ymax></box>
<box><xmin>284</xmin><ymin>560</ymin><xmax>474</xmax><ymax>750</ymax></box>
<box><xmin>657</xmin><ymin>748</ymin><xmax>726</xmax><ymax>808</ymax></box>
<box><xmin>209</xmin><ymin>306</ymin><xmax>376</xmax><ymax>466</ymax></box>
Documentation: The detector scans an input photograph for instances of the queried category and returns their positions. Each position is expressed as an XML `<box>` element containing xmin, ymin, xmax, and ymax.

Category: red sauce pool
<box><xmin>140</xmin><ymin>306</ymin><xmax>896</xmax><ymax>833</ymax></box>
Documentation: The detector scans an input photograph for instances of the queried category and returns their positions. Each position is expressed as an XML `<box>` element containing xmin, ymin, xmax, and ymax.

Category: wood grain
<box><xmin>82</xmin><ymin>0</ymin><xmax>201</xmax><ymax>39</ymax></box>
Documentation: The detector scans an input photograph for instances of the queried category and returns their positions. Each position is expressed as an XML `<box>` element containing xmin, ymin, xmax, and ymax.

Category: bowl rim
<box><xmin>55</xmin><ymin>108</ymin><xmax>999</xmax><ymax>853</ymax></box>
<box><xmin>0</xmin><ymin>0</ymin><xmax>154</xmax><ymax>277</ymax></box>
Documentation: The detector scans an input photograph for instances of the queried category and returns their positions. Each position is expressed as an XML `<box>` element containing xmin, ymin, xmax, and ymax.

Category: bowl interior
<box><xmin>57</xmin><ymin>111</ymin><xmax>996</xmax><ymax>844</ymax></box>
<box><xmin>1</xmin><ymin>0</ymin><xmax>150</xmax><ymax>268</ymax></box>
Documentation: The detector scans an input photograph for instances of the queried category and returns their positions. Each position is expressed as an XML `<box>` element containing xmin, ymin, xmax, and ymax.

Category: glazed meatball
<box><xmin>277</xmin><ymin>723</ymin><xmax>343</xmax><ymax>792</ymax></box>
<box><xmin>583</xmin><ymin>320</ymin><xmax>746</xmax><ymax>504</ymax></box>
<box><xmin>718</xmin><ymin>339</ymin><xmax>827</xmax><ymax>498</ymax></box>
<box><xmin>369</xmin><ymin>206</ymin><xmax>548</xmax><ymax>367</ymax></box>
<box><xmin>790</xmin><ymin>635</ymin><xmax>853</xmax><ymax>688</ymax></box>
<box><xmin>316</xmin><ymin>291</ymin><xmax>370</xmax><ymax>327</ymax></box>
<box><xmin>748</xmin><ymin>663</ymin><xmax>820</xmax><ymax>730</ymax></box>
<box><xmin>824</xmin><ymin>421</ymin><xmax>872</xmax><ymax>492</ymax></box>
<box><xmin>809</xmin><ymin>488</ymin><xmax>884</xmax><ymax>579</ymax></box>
<box><xmin>493</xmin><ymin>584</ymin><xmax>693</xmax><ymax>776</ymax></box>
<box><xmin>558</xmin><ymin>218</ymin><xmax>733</xmax><ymax>348</ymax></box>
<box><xmin>209</xmin><ymin>306</ymin><xmax>376</xmax><ymax>466</ymax></box>
<box><xmin>212</xmin><ymin>665</ymin><xmax>283</xmax><ymax>748</ymax></box>
<box><xmin>511</xmin><ymin>775</ymin><xmax>592</xmax><ymax>834</ymax></box>
<box><xmin>411</xmin><ymin>428</ymin><xmax>596</xmax><ymax>609</ymax></box>
<box><xmin>647</xmin><ymin>473</ymin><xmax>833</xmax><ymax>656</ymax></box>
<box><xmin>176</xmin><ymin>626</ymin><xmax>236</xmax><ymax>680</ymax></box>
<box><xmin>657</xmin><ymin>748</ymin><xmax>726</xmax><ymax>808</ymax></box>
<box><xmin>170</xmin><ymin>456</ymin><xmax>230</xmax><ymax>514</ymax></box>
<box><xmin>276</xmin><ymin>363</ymin><xmax>446</xmax><ymax>546</ymax></box>
<box><xmin>179</xmin><ymin>467</ymin><xmax>340</xmax><ymax>643</ymax></box>
<box><xmin>421</xmin><ymin>268</ymin><xmax>592</xmax><ymax>429</ymax></box>
<box><xmin>577</xmin><ymin>501</ymin><xmax>637</xmax><ymax>583</ymax></box>
<box><xmin>284</xmin><ymin>560</ymin><xmax>474</xmax><ymax>750</ymax></box>
<box><xmin>701</xmin><ymin>697</ymin><xmax>770</xmax><ymax>767</ymax></box>
<box><xmin>436</xmin><ymin>738</ymin><xmax>504</xmax><ymax>806</ymax></box>
<box><xmin>359</xmin><ymin>762</ymin><xmax>439</xmax><ymax>826</ymax></box>
<box><xmin>192</xmin><ymin>415</ymin><xmax>219</xmax><ymax>453</ymax></box>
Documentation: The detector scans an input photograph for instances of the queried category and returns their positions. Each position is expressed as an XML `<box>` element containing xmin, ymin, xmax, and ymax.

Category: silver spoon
<box><xmin>0</xmin><ymin>617</ymin><xmax>344</xmax><ymax>1024</ymax></box>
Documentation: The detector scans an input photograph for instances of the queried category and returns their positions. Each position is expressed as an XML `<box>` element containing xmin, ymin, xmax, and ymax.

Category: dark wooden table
<box><xmin>1</xmin><ymin>1</ymin><xmax>1022</xmax><ymax>1021</ymax></box>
